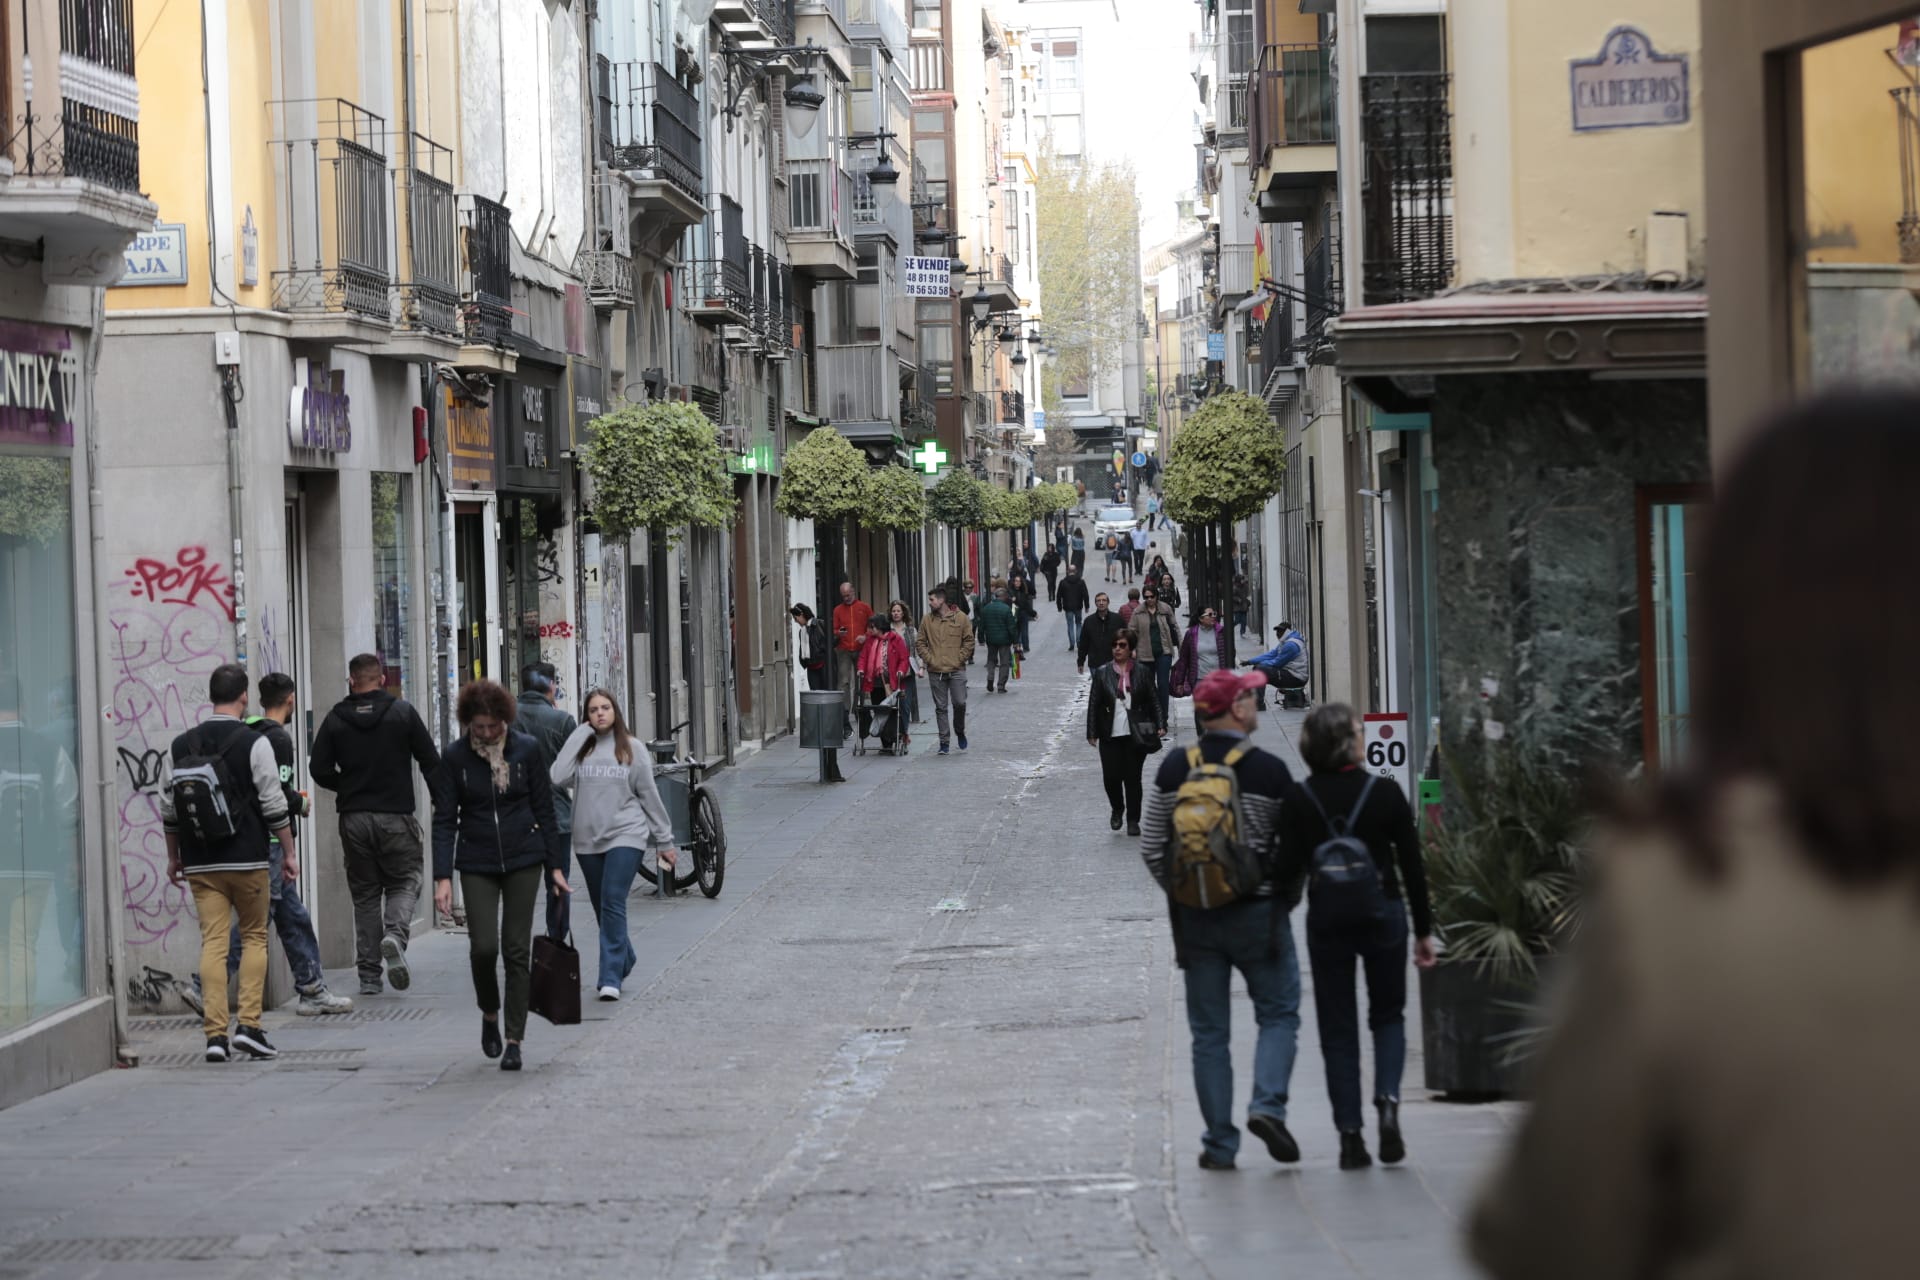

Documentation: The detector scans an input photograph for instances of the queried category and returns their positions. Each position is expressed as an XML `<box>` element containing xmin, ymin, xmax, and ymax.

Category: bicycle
<box><xmin>128</xmin><ymin>964</ymin><xmax>204</xmax><ymax>1016</ymax></box>
<box><xmin>635</xmin><ymin>725</ymin><xmax>726</xmax><ymax>898</ymax></box>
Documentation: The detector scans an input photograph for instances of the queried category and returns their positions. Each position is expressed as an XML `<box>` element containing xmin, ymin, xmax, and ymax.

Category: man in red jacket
<box><xmin>831</xmin><ymin>581</ymin><xmax>873</xmax><ymax>716</ymax></box>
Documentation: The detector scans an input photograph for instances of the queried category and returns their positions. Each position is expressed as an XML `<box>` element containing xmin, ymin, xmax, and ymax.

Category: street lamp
<box><xmin>849</xmin><ymin>130</ymin><xmax>900</xmax><ymax>185</ymax></box>
<box><xmin>719</xmin><ymin>41</ymin><xmax>827</xmax><ymax>131</ymax></box>
<box><xmin>969</xmin><ymin>284</ymin><xmax>992</xmax><ymax>331</ymax></box>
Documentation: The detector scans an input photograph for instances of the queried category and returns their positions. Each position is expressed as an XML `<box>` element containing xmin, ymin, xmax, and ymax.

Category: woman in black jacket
<box><xmin>1085</xmin><ymin>630</ymin><xmax>1166</xmax><ymax>834</ymax></box>
<box><xmin>431</xmin><ymin>680</ymin><xmax>570</xmax><ymax>1071</ymax></box>
<box><xmin>1008</xmin><ymin>572</ymin><xmax>1037</xmax><ymax>655</ymax></box>
<box><xmin>1276</xmin><ymin>703</ymin><xmax>1436</xmax><ymax>1170</ymax></box>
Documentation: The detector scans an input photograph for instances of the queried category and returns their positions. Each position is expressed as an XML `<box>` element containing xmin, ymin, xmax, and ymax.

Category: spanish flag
<box><xmin>1251</xmin><ymin>226</ymin><xmax>1272</xmax><ymax>325</ymax></box>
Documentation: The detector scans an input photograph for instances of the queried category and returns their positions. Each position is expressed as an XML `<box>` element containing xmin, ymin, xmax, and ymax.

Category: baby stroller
<box><xmin>854</xmin><ymin>684</ymin><xmax>908</xmax><ymax>755</ymax></box>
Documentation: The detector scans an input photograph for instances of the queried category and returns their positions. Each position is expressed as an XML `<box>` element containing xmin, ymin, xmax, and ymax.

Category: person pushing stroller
<box><xmin>855</xmin><ymin>615</ymin><xmax>914</xmax><ymax>754</ymax></box>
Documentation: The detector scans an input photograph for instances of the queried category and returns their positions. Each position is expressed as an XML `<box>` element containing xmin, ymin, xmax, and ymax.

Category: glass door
<box><xmin>1638</xmin><ymin>487</ymin><xmax>1710</xmax><ymax>768</ymax></box>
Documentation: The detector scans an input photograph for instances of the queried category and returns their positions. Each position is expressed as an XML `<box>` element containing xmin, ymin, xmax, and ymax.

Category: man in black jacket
<box><xmin>1076</xmin><ymin>591</ymin><xmax>1123</xmax><ymax>676</ymax></box>
<box><xmin>515</xmin><ymin>663</ymin><xmax>577</xmax><ymax>840</ymax></box>
<box><xmin>1057</xmin><ymin>565</ymin><xmax>1091</xmax><ymax>653</ymax></box>
<box><xmin>309</xmin><ymin>653</ymin><xmax>441</xmax><ymax>996</ymax></box>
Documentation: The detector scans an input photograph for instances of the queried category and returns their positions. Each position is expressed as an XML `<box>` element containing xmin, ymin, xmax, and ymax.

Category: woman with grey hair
<box><xmin>1277</xmin><ymin>703</ymin><xmax>1435</xmax><ymax>1169</ymax></box>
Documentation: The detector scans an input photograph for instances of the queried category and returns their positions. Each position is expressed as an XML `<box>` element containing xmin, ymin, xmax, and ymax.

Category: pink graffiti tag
<box><xmin>124</xmin><ymin>546</ymin><xmax>237</xmax><ymax>622</ymax></box>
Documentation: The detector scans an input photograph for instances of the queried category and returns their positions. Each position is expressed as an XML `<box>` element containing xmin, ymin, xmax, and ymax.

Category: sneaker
<box><xmin>204</xmin><ymin>1035</ymin><xmax>229</xmax><ymax>1063</ymax></box>
<box><xmin>380</xmin><ymin>935</ymin><xmax>410</xmax><ymax>990</ymax></box>
<box><xmin>359</xmin><ymin>978</ymin><xmax>384</xmax><ymax>997</ymax></box>
<box><xmin>957</xmin><ymin>735</ymin><xmax>968</xmax><ymax>751</ymax></box>
<box><xmin>296</xmin><ymin>987</ymin><xmax>354</xmax><ymax>1016</ymax></box>
<box><xmin>1246</xmin><ymin>1113</ymin><xmax>1301</xmax><ymax>1164</ymax></box>
<box><xmin>1338</xmin><ymin>1130</ymin><xmax>1372</xmax><ymax>1170</ymax></box>
<box><xmin>1197</xmin><ymin>1151</ymin><xmax>1235</xmax><ymax>1171</ymax></box>
<box><xmin>1109</xmin><ymin>810</ymin><xmax>1123</xmax><ymax>832</ymax></box>
<box><xmin>500</xmin><ymin>1043</ymin><xmax>522</xmax><ymax>1072</ymax></box>
<box><xmin>231</xmin><ymin>1026</ymin><xmax>278</xmax><ymax>1060</ymax></box>
<box><xmin>597</xmin><ymin>986</ymin><xmax>620</xmax><ymax>1001</ymax></box>
<box><xmin>180</xmin><ymin>979</ymin><xmax>204</xmax><ymax>1017</ymax></box>
<box><xmin>481</xmin><ymin>1016</ymin><xmax>503</xmax><ymax>1060</ymax></box>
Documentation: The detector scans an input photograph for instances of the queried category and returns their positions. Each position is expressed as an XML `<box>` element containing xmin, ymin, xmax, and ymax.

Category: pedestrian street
<box><xmin>0</xmin><ymin>599</ymin><xmax>1515</xmax><ymax>1279</ymax></box>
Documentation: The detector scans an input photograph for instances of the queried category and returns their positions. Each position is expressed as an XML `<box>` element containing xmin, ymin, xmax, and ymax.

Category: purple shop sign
<box><xmin>0</xmin><ymin>321</ymin><xmax>78</xmax><ymax>449</ymax></box>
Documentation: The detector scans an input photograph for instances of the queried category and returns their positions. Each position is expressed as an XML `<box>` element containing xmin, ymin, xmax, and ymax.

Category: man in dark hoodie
<box><xmin>309</xmin><ymin>652</ymin><xmax>442</xmax><ymax>995</ymax></box>
<box><xmin>515</xmin><ymin>662</ymin><xmax>577</xmax><ymax>839</ymax></box>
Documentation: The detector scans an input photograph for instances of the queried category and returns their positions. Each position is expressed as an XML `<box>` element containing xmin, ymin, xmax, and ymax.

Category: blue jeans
<box><xmin>1151</xmin><ymin>653</ymin><xmax>1173</xmax><ymax>723</ymax></box>
<box><xmin>1307</xmin><ymin>903</ymin><xmax>1410</xmax><ymax>1134</ymax></box>
<box><xmin>1016</xmin><ymin>615</ymin><xmax>1031</xmax><ymax>650</ymax></box>
<box><xmin>577</xmin><ymin>846</ymin><xmax>644</xmax><ymax>991</ymax></box>
<box><xmin>1065</xmin><ymin>609</ymin><xmax>1083</xmax><ymax>650</ymax></box>
<box><xmin>228</xmin><ymin>846</ymin><xmax>325</xmax><ymax>993</ymax></box>
<box><xmin>1178</xmin><ymin>899</ymin><xmax>1302</xmax><ymax>1163</ymax></box>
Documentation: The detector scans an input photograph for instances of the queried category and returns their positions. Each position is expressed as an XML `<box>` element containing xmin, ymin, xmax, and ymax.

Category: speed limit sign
<box><xmin>1362</xmin><ymin>712</ymin><xmax>1413</xmax><ymax>797</ymax></box>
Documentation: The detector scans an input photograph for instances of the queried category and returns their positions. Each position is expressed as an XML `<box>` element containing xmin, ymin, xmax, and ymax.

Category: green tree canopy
<box><xmin>582</xmin><ymin>400</ymin><xmax>736</xmax><ymax>538</ymax></box>
<box><xmin>775</xmin><ymin>427</ymin><xmax>870</xmax><ymax>521</ymax></box>
<box><xmin>927</xmin><ymin>468</ymin><xmax>987</xmax><ymax>529</ymax></box>
<box><xmin>863</xmin><ymin>464</ymin><xmax>927</xmax><ymax>532</ymax></box>
<box><xmin>982</xmin><ymin>486</ymin><xmax>1033</xmax><ymax>531</ymax></box>
<box><xmin>1034</xmin><ymin>150</ymin><xmax>1142</xmax><ymax>428</ymax></box>
<box><xmin>1160</xmin><ymin>392</ymin><xmax>1287</xmax><ymax>524</ymax></box>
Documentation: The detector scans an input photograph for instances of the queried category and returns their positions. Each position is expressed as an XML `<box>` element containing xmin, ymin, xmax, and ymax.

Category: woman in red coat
<box><xmin>855</xmin><ymin>615</ymin><xmax>914</xmax><ymax>748</ymax></box>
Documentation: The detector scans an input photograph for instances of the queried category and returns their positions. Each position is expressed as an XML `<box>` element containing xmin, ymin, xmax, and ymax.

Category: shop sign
<box><xmin>503</xmin><ymin>370</ymin><xmax>563</xmax><ymax>492</ymax></box>
<box><xmin>569</xmin><ymin>360</ymin><xmax>605</xmax><ymax>447</ymax></box>
<box><xmin>288</xmin><ymin>359</ymin><xmax>351</xmax><ymax>453</ymax></box>
<box><xmin>0</xmin><ymin>322</ymin><xmax>77</xmax><ymax>448</ymax></box>
<box><xmin>120</xmin><ymin>222</ymin><xmax>188</xmax><ymax>286</ymax></box>
<box><xmin>1570</xmin><ymin>27</ymin><xmax>1689</xmax><ymax>132</ymax></box>
<box><xmin>519</xmin><ymin>384</ymin><xmax>551</xmax><ymax>469</ymax></box>
<box><xmin>240</xmin><ymin>207</ymin><xmax>259</xmax><ymax>287</ymax></box>
<box><xmin>1206</xmin><ymin>331</ymin><xmax>1225</xmax><ymax>361</ymax></box>
<box><xmin>446</xmin><ymin>386</ymin><xmax>496</xmax><ymax>490</ymax></box>
<box><xmin>902</xmin><ymin>256</ymin><xmax>952</xmax><ymax>298</ymax></box>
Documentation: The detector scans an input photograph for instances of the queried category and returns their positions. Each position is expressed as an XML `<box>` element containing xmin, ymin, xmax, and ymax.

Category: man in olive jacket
<box><xmin>914</xmin><ymin>586</ymin><xmax>975</xmax><ymax>755</ymax></box>
<box><xmin>976</xmin><ymin>589</ymin><xmax>1020</xmax><ymax>693</ymax></box>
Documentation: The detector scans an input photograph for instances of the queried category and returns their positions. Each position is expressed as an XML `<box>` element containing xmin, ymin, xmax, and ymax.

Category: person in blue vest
<box><xmin>1246</xmin><ymin>622</ymin><xmax>1310</xmax><ymax>706</ymax></box>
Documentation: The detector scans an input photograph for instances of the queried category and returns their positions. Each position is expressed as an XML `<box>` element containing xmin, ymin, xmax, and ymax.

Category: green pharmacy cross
<box><xmin>913</xmin><ymin>440</ymin><xmax>948</xmax><ymax>474</ymax></box>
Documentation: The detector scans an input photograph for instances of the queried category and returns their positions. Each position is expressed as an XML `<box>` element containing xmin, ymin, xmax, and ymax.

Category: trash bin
<box><xmin>652</xmin><ymin>767</ymin><xmax>693</xmax><ymax>845</ymax></box>
<box><xmin>799</xmin><ymin>689</ymin><xmax>848</xmax><ymax>748</ymax></box>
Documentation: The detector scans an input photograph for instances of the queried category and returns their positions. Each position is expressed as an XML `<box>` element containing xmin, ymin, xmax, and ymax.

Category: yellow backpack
<box><xmin>1167</xmin><ymin>745</ymin><xmax>1265</xmax><ymax>909</ymax></box>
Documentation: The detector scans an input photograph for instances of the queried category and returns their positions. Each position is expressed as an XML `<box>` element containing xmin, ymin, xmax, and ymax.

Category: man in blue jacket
<box><xmin>1246</xmin><ymin>622</ymin><xmax>1310</xmax><ymax>707</ymax></box>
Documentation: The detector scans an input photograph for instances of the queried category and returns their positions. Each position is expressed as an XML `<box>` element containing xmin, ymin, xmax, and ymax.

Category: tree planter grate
<box><xmin>7</xmin><ymin>1237</ymin><xmax>237</xmax><ymax>1263</ymax></box>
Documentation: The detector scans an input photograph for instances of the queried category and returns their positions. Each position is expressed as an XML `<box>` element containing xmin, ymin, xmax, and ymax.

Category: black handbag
<box><xmin>530</xmin><ymin>890</ymin><xmax>581</xmax><ymax>1026</ymax></box>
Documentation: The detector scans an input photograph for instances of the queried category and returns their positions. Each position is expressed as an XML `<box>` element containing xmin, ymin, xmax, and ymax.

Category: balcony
<box><xmin>1360</xmin><ymin>73</ymin><xmax>1454</xmax><ymax>307</ymax></box>
<box><xmin>1000</xmin><ymin>389</ymin><xmax>1025</xmax><ymax>425</ymax></box>
<box><xmin>580</xmin><ymin>170</ymin><xmax>633</xmax><ymax>311</ymax></box>
<box><xmin>0</xmin><ymin>0</ymin><xmax>155</xmax><ymax>284</ymax></box>
<box><xmin>972</xmin><ymin>251</ymin><xmax>1018</xmax><ymax>314</ymax></box>
<box><xmin>604</xmin><ymin>60</ymin><xmax>706</xmax><ymax>232</ymax></box>
<box><xmin>1302</xmin><ymin>232</ymin><xmax>1342</xmax><ymax>347</ymax></box>
<box><xmin>457</xmin><ymin>193</ymin><xmax>516</xmax><ymax>370</ymax></box>
<box><xmin>910</xmin><ymin>38</ymin><xmax>949</xmax><ymax>94</ymax></box>
<box><xmin>795</xmin><ymin>0</ymin><xmax>853</xmax><ymax>79</ymax></box>
<box><xmin>684</xmin><ymin>194</ymin><xmax>753</xmax><ymax>326</ymax></box>
<box><xmin>1247</xmin><ymin>43</ymin><xmax>1335</xmax><ymax>221</ymax></box>
<box><xmin>847</xmin><ymin>0</ymin><xmax>910</xmax><ymax>60</ymax></box>
<box><xmin>1217</xmin><ymin>242</ymin><xmax>1255</xmax><ymax>299</ymax></box>
<box><xmin>269</xmin><ymin>99</ymin><xmax>393</xmax><ymax>343</ymax></box>
<box><xmin>818</xmin><ymin>342</ymin><xmax>897</xmax><ymax>428</ymax></box>
<box><xmin>1216</xmin><ymin>71</ymin><xmax>1250</xmax><ymax>147</ymax></box>
<box><xmin>713</xmin><ymin>0</ymin><xmax>793</xmax><ymax>50</ymax></box>
<box><xmin>787</xmin><ymin>157</ymin><xmax>857</xmax><ymax>279</ymax></box>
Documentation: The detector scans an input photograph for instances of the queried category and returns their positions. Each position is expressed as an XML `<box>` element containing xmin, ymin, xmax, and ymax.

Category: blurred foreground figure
<box><xmin>1472</xmin><ymin>390</ymin><xmax>1920</xmax><ymax>1280</ymax></box>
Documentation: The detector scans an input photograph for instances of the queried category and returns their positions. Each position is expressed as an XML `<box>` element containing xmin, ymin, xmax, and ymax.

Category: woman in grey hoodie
<box><xmin>549</xmin><ymin>690</ymin><xmax>678</xmax><ymax>1000</ymax></box>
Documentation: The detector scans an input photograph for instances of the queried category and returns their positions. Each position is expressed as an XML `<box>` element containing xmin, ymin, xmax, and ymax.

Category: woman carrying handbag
<box><xmin>1171</xmin><ymin>607</ymin><xmax>1233</xmax><ymax>732</ymax></box>
<box><xmin>550</xmin><ymin>689</ymin><xmax>678</xmax><ymax>1002</ymax></box>
<box><xmin>1086</xmin><ymin>630</ymin><xmax>1167</xmax><ymax>835</ymax></box>
<box><xmin>431</xmin><ymin>680</ymin><xmax>569</xmax><ymax>1071</ymax></box>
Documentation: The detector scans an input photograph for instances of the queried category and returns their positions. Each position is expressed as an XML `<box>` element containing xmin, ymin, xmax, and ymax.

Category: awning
<box><xmin>831</xmin><ymin>420</ymin><xmax>901</xmax><ymax>443</ymax></box>
<box><xmin>1331</xmin><ymin>290</ymin><xmax>1707</xmax><ymax>409</ymax></box>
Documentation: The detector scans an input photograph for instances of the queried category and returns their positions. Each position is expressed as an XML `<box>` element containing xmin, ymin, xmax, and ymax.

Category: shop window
<box><xmin>1637</xmin><ymin>487</ymin><xmax>1709</xmax><ymax>768</ymax></box>
<box><xmin>0</xmin><ymin>453</ymin><xmax>84</xmax><ymax>1033</ymax></box>
<box><xmin>371</xmin><ymin>473</ymin><xmax>411</xmax><ymax>697</ymax></box>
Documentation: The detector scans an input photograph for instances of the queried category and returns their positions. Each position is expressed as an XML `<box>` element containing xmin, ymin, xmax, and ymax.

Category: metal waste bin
<box><xmin>799</xmin><ymin>689</ymin><xmax>848</xmax><ymax>748</ymax></box>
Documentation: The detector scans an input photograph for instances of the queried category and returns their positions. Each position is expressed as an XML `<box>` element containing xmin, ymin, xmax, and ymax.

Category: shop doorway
<box><xmin>283</xmin><ymin>484</ymin><xmax>315</xmax><ymax>907</ymax></box>
<box><xmin>453</xmin><ymin>502</ymin><xmax>497</xmax><ymax>685</ymax></box>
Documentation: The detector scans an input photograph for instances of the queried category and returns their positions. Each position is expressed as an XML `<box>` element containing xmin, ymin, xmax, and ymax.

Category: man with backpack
<box><xmin>161</xmin><ymin>663</ymin><xmax>295</xmax><ymax>1062</ymax></box>
<box><xmin>1138</xmin><ymin>668</ymin><xmax>1301</xmax><ymax>1171</ymax></box>
<box><xmin>309</xmin><ymin>653</ymin><xmax>441</xmax><ymax>995</ymax></box>
<box><xmin>220</xmin><ymin>672</ymin><xmax>353</xmax><ymax>1015</ymax></box>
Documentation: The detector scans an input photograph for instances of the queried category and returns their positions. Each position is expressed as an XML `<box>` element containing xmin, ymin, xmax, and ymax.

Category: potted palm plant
<box><xmin>1420</xmin><ymin>751</ymin><xmax>1586</xmax><ymax>1097</ymax></box>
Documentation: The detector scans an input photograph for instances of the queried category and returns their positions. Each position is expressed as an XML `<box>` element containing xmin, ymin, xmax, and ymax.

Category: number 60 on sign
<box><xmin>1362</xmin><ymin>712</ymin><xmax>1413</xmax><ymax>798</ymax></box>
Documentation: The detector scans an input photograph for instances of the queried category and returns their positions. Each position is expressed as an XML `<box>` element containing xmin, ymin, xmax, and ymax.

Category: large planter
<box><xmin>1419</xmin><ymin>961</ymin><xmax>1541</xmax><ymax>1099</ymax></box>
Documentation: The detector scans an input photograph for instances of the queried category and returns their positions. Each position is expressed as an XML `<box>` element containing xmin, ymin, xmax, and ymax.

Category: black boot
<box><xmin>1338</xmin><ymin>1130</ymin><xmax>1372</xmax><ymax>1170</ymax></box>
<box><xmin>1377</xmin><ymin>1101</ymin><xmax>1405</xmax><ymax>1165</ymax></box>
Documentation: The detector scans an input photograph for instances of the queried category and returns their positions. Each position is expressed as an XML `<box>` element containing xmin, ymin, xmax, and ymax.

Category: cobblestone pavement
<box><xmin>0</xmin><ymin>586</ymin><xmax>1518</xmax><ymax>1279</ymax></box>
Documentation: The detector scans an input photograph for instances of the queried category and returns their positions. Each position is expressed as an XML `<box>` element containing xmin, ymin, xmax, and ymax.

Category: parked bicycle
<box><xmin>636</xmin><ymin>726</ymin><xmax>726</xmax><ymax>898</ymax></box>
<box><xmin>127</xmin><ymin>964</ymin><xmax>204</xmax><ymax>1015</ymax></box>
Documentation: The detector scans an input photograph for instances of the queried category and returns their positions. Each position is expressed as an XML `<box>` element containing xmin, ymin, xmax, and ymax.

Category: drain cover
<box><xmin>143</xmin><ymin>1047</ymin><xmax>366</xmax><ymax>1069</ymax></box>
<box><xmin>7</xmin><ymin>1237</ymin><xmax>237</xmax><ymax>1263</ymax></box>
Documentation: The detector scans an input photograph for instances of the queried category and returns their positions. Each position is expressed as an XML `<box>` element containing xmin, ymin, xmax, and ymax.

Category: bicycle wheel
<box><xmin>693</xmin><ymin>787</ymin><xmax>726</xmax><ymax>898</ymax></box>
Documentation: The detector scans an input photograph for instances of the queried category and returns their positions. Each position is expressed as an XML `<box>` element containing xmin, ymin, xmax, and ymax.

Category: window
<box><xmin>1001</xmin><ymin>74</ymin><xmax>1014</xmax><ymax>117</ymax></box>
<box><xmin>0</xmin><ymin>452</ymin><xmax>84</xmax><ymax>1033</ymax></box>
<box><xmin>370</xmin><ymin>473</ymin><xmax>412</xmax><ymax>698</ymax></box>
<box><xmin>1050</xmin><ymin>39</ymin><xmax>1079</xmax><ymax>90</ymax></box>
<box><xmin>912</xmin><ymin>0</ymin><xmax>940</xmax><ymax>32</ymax></box>
<box><xmin>920</xmin><ymin>323</ymin><xmax>954</xmax><ymax>394</ymax></box>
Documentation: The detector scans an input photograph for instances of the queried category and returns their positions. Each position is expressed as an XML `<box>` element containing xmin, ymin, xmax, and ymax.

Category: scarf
<box><xmin>1112</xmin><ymin>659</ymin><xmax>1134</xmax><ymax>699</ymax></box>
<box><xmin>471</xmin><ymin>732</ymin><xmax>511</xmax><ymax>792</ymax></box>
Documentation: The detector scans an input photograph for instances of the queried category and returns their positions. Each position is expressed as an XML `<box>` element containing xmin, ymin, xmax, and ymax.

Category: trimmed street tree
<box><xmin>927</xmin><ymin>467</ymin><xmax>987</xmax><ymax>530</ymax></box>
<box><xmin>775</xmin><ymin>426</ymin><xmax>870</xmax><ymax>521</ymax></box>
<box><xmin>1160</xmin><ymin>391</ymin><xmax>1286</xmax><ymax>524</ymax></box>
<box><xmin>582</xmin><ymin>400</ymin><xmax>737</xmax><ymax>540</ymax></box>
<box><xmin>863</xmin><ymin>463</ymin><xmax>928</xmax><ymax>532</ymax></box>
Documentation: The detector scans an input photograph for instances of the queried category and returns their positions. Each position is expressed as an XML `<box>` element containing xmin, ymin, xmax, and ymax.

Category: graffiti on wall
<box><xmin>111</xmin><ymin>548</ymin><xmax>232</xmax><ymax>950</ymax></box>
<box><xmin>537</xmin><ymin>533</ymin><xmax>572</xmax><ymax>706</ymax></box>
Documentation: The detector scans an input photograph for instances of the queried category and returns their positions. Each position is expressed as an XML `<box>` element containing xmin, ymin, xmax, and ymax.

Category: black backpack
<box><xmin>1299</xmin><ymin>775</ymin><xmax>1387</xmax><ymax>926</ymax></box>
<box><xmin>170</xmin><ymin>727</ymin><xmax>248</xmax><ymax>844</ymax></box>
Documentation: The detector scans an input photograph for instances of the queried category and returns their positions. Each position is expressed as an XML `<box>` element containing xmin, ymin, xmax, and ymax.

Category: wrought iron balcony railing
<box><xmin>3</xmin><ymin>0</ymin><xmax>143</xmax><ymax>192</ymax></box>
<box><xmin>606</xmin><ymin>60</ymin><xmax>704</xmax><ymax>199</ymax></box>
<box><xmin>1303</xmin><ymin>232</ymin><xmax>1341</xmax><ymax>341</ymax></box>
<box><xmin>460</xmin><ymin>193</ymin><xmax>513</xmax><ymax>347</ymax></box>
<box><xmin>1247</xmin><ymin>42</ymin><xmax>1334</xmax><ymax>160</ymax></box>
<box><xmin>1000</xmin><ymin>389</ymin><xmax>1025</xmax><ymax>423</ymax></box>
<box><xmin>818</xmin><ymin>342</ymin><xmax>894</xmax><ymax>422</ymax></box>
<box><xmin>269</xmin><ymin>99</ymin><xmax>391</xmax><ymax>319</ymax></box>
<box><xmin>394</xmin><ymin>132</ymin><xmax>458</xmax><ymax>335</ymax></box>
<box><xmin>1360</xmin><ymin>73</ymin><xmax>1454</xmax><ymax>306</ymax></box>
<box><xmin>581</xmin><ymin>167</ymin><xmax>633</xmax><ymax>310</ymax></box>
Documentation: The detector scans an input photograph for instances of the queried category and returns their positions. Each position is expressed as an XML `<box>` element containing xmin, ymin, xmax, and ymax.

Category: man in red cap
<box><xmin>1138</xmin><ymin>667</ymin><xmax>1302</xmax><ymax>1173</ymax></box>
